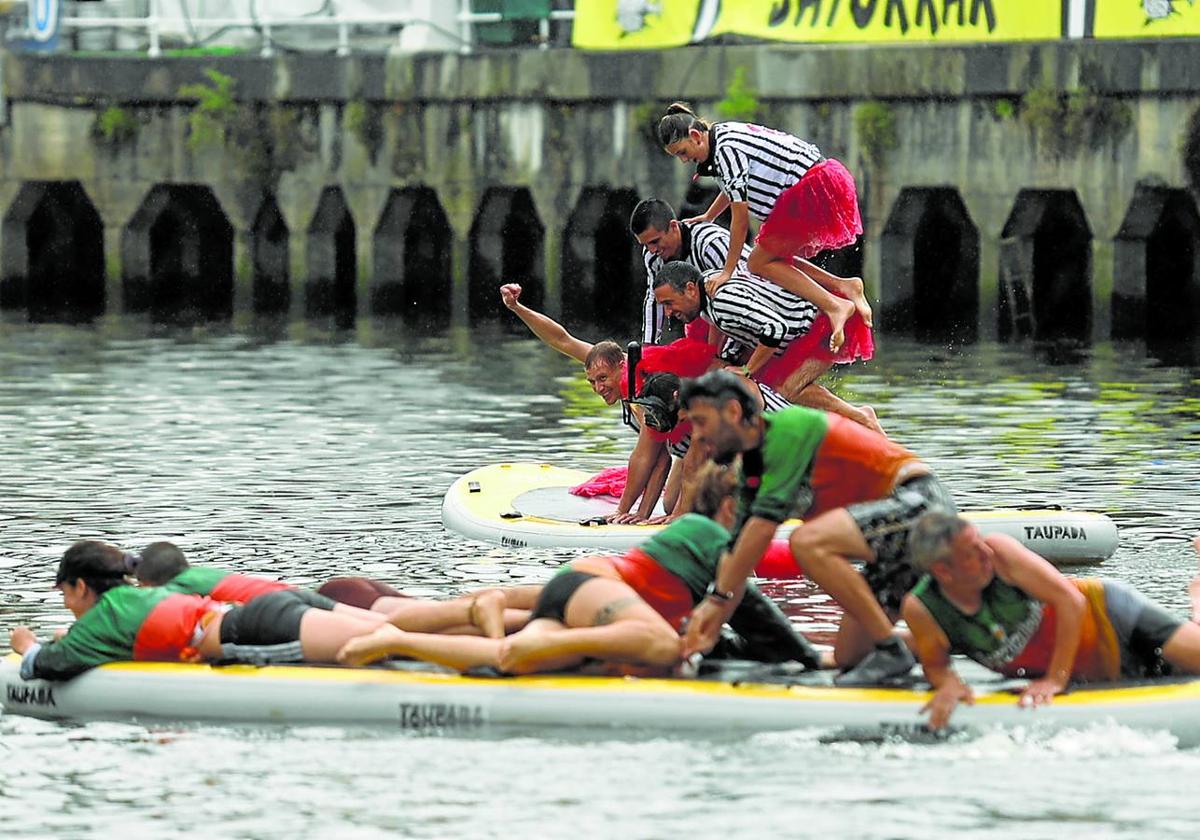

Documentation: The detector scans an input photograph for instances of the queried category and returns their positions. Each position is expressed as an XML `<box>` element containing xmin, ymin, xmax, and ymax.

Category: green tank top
<box><xmin>910</xmin><ymin>574</ymin><xmax>1044</xmax><ymax>671</ymax></box>
<box><xmin>638</xmin><ymin>513</ymin><xmax>731</xmax><ymax>601</ymax></box>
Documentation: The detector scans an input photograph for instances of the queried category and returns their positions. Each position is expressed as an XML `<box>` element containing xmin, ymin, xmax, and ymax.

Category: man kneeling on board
<box><xmin>133</xmin><ymin>542</ymin><xmax>533</xmax><ymax>638</ymax></box>
<box><xmin>903</xmin><ymin>512</ymin><xmax>1200</xmax><ymax>730</ymax></box>
<box><xmin>9</xmin><ymin>541</ymin><xmax>387</xmax><ymax>680</ymax></box>
<box><xmin>335</xmin><ymin>464</ymin><xmax>823</xmax><ymax>674</ymax></box>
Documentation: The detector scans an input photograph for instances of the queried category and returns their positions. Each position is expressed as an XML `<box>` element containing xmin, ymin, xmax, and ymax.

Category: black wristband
<box><xmin>705</xmin><ymin>581</ymin><xmax>735</xmax><ymax>603</ymax></box>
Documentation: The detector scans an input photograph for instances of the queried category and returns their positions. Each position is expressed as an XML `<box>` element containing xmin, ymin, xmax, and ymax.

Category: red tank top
<box><xmin>211</xmin><ymin>574</ymin><xmax>294</xmax><ymax>603</ymax></box>
<box><xmin>807</xmin><ymin>413</ymin><xmax>920</xmax><ymax>518</ymax></box>
<box><xmin>132</xmin><ymin>593</ymin><xmax>220</xmax><ymax>661</ymax></box>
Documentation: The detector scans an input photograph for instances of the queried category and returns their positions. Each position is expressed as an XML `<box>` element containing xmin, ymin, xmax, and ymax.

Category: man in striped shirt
<box><xmin>652</xmin><ymin>261</ymin><xmax>882</xmax><ymax>434</ymax></box>
<box><xmin>630</xmin><ymin>198</ymin><xmax>750</xmax><ymax>346</ymax></box>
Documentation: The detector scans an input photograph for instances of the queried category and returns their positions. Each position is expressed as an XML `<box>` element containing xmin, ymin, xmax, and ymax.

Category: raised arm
<box><xmin>500</xmin><ymin>284</ymin><xmax>593</xmax><ymax>364</ymax></box>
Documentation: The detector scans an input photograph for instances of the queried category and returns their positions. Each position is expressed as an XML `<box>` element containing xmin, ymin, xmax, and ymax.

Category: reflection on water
<box><xmin>1</xmin><ymin>317</ymin><xmax>1199</xmax><ymax>836</ymax></box>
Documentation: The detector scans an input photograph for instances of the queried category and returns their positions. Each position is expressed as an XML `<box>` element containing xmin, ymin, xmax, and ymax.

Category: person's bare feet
<box><xmin>499</xmin><ymin>631</ymin><xmax>569</xmax><ymax>675</ymax></box>
<box><xmin>469</xmin><ymin>589</ymin><xmax>506</xmax><ymax>639</ymax></box>
<box><xmin>860</xmin><ymin>404</ymin><xmax>885</xmax><ymax>436</ymax></box>
<box><xmin>837</xmin><ymin>276</ymin><xmax>874</xmax><ymax>329</ymax></box>
<box><xmin>337</xmin><ymin>625</ymin><xmax>407</xmax><ymax>667</ymax></box>
<box><xmin>827</xmin><ymin>296</ymin><xmax>855</xmax><ymax>354</ymax></box>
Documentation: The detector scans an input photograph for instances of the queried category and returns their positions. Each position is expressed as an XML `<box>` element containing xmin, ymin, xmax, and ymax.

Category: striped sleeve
<box><xmin>642</xmin><ymin>249</ymin><xmax>663</xmax><ymax>344</ymax></box>
<box><xmin>716</xmin><ymin>144</ymin><xmax>750</xmax><ymax>204</ymax></box>
<box><xmin>690</xmin><ymin>223</ymin><xmax>748</xmax><ymax>274</ymax></box>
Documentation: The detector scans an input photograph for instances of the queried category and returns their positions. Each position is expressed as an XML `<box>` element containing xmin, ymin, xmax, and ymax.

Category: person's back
<box><xmin>137</xmin><ymin>541</ymin><xmax>293</xmax><ymax>603</ymax></box>
<box><xmin>23</xmin><ymin>584</ymin><xmax>212</xmax><ymax>680</ymax></box>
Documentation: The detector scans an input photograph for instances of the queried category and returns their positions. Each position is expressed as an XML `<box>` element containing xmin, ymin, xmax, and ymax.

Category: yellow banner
<box><xmin>718</xmin><ymin>0</ymin><xmax>1062</xmax><ymax>43</ymax></box>
<box><xmin>572</xmin><ymin>0</ymin><xmax>710</xmax><ymax>49</ymax></box>
<box><xmin>1093</xmin><ymin>0</ymin><xmax>1200</xmax><ymax>37</ymax></box>
<box><xmin>573</xmin><ymin>0</ymin><xmax>1063</xmax><ymax>48</ymax></box>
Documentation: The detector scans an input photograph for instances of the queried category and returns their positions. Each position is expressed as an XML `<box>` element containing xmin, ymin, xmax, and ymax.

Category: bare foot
<box><xmin>499</xmin><ymin>630</ymin><xmax>573</xmax><ymax>675</ymax></box>
<box><xmin>837</xmin><ymin>276</ymin><xmax>873</xmax><ymax>329</ymax></box>
<box><xmin>337</xmin><ymin>625</ymin><xmax>407</xmax><ymax>667</ymax></box>
<box><xmin>859</xmin><ymin>404</ymin><xmax>885</xmax><ymax>437</ymax></box>
<box><xmin>469</xmin><ymin>589</ymin><xmax>506</xmax><ymax>639</ymax></box>
<box><xmin>827</xmin><ymin>296</ymin><xmax>855</xmax><ymax>354</ymax></box>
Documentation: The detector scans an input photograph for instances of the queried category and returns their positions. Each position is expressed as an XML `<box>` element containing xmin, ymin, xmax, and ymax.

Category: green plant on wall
<box><xmin>1020</xmin><ymin>83</ymin><xmax>1132</xmax><ymax>158</ymax></box>
<box><xmin>854</xmin><ymin>100</ymin><xmax>898</xmax><ymax>166</ymax></box>
<box><xmin>345</xmin><ymin>99</ymin><xmax>385</xmax><ymax>164</ymax></box>
<box><xmin>178</xmin><ymin>68</ymin><xmax>238</xmax><ymax>151</ymax></box>
<box><xmin>1185</xmin><ymin>105</ymin><xmax>1200</xmax><ymax>195</ymax></box>
<box><xmin>177</xmin><ymin>68</ymin><xmax>304</xmax><ymax>188</ymax></box>
<box><xmin>716</xmin><ymin>66</ymin><xmax>761</xmax><ymax>123</ymax></box>
<box><xmin>992</xmin><ymin>98</ymin><xmax>1016</xmax><ymax>120</ymax></box>
<box><xmin>92</xmin><ymin>105</ymin><xmax>138</xmax><ymax>147</ymax></box>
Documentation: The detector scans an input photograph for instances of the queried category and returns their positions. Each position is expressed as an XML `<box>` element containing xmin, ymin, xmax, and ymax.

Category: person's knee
<box><xmin>747</xmin><ymin>247</ymin><xmax>771</xmax><ymax>274</ymax></box>
<box><xmin>643</xmin><ymin>623</ymin><xmax>683</xmax><ymax>664</ymax></box>
<box><xmin>790</xmin><ymin>527</ymin><xmax>832</xmax><ymax>567</ymax></box>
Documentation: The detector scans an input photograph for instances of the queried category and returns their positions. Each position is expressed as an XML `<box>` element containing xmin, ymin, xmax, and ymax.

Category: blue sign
<box><xmin>28</xmin><ymin>0</ymin><xmax>61</xmax><ymax>47</ymax></box>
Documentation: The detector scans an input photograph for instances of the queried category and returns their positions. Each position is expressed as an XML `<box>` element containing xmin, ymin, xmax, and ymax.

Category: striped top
<box><xmin>642</xmin><ymin>221</ymin><xmax>752</xmax><ymax>345</ymax></box>
<box><xmin>700</xmin><ymin>122</ymin><xmax>823</xmax><ymax>221</ymax></box>
<box><xmin>699</xmin><ymin>274</ymin><xmax>818</xmax><ymax>363</ymax></box>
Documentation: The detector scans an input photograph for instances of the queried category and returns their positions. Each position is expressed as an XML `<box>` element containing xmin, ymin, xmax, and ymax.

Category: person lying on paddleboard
<box><xmin>903</xmin><ymin>512</ymin><xmax>1200</xmax><ymax>730</ymax></box>
<box><xmin>133</xmin><ymin>541</ymin><xmax>534</xmax><ymax>638</ymax></box>
<box><xmin>334</xmin><ymin>463</ymin><xmax>823</xmax><ymax>674</ymax></box>
<box><xmin>8</xmin><ymin>541</ymin><xmax>387</xmax><ymax>680</ymax></box>
<box><xmin>679</xmin><ymin>370</ymin><xmax>956</xmax><ymax>687</ymax></box>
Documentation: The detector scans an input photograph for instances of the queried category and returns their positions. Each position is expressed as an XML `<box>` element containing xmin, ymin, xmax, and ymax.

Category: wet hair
<box><xmin>56</xmin><ymin>540</ymin><xmax>132</xmax><ymax>595</ymax></box>
<box><xmin>679</xmin><ymin>370</ymin><xmax>760</xmax><ymax>423</ymax></box>
<box><xmin>585</xmin><ymin>340</ymin><xmax>625</xmax><ymax>371</ymax></box>
<box><xmin>652</xmin><ymin>260</ymin><xmax>702</xmax><ymax>292</ymax></box>
<box><xmin>657</xmin><ymin>102</ymin><xmax>710</xmax><ymax>148</ymax></box>
<box><xmin>136</xmin><ymin>541</ymin><xmax>190</xmax><ymax>586</ymax></box>
<box><xmin>907</xmin><ymin>511</ymin><xmax>972</xmax><ymax>574</ymax></box>
<box><xmin>629</xmin><ymin>198</ymin><xmax>677</xmax><ymax>236</ymax></box>
<box><xmin>628</xmin><ymin>372</ymin><xmax>681</xmax><ymax>432</ymax></box>
<box><xmin>692</xmin><ymin>463</ymin><xmax>739</xmax><ymax>519</ymax></box>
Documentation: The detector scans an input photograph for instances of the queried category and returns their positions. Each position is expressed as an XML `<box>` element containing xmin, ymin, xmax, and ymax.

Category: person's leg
<box><xmin>1160</xmin><ymin>622</ymin><xmax>1200</xmax><ymax>674</ymax></box>
<box><xmin>336</xmin><ymin>623</ymin><xmax>503</xmax><ymax>670</ymax></box>
<box><xmin>499</xmin><ymin>578</ymin><xmax>682</xmax><ymax>675</ymax></box>
<box><xmin>790</xmin><ymin>510</ymin><xmax>892</xmax><ymax>644</ymax></box>
<box><xmin>382</xmin><ymin>590</ymin><xmax>506</xmax><ymax>638</ymax></box>
<box><xmin>297</xmin><ymin>608</ymin><xmax>397</xmax><ymax>663</ymax></box>
<box><xmin>787</xmin><ymin>379</ymin><xmax>883</xmax><ymax>436</ymax></box>
<box><xmin>793</xmin><ymin>256</ymin><xmax>872</xmax><ymax>327</ymax></box>
<box><xmin>749</xmin><ymin>244</ymin><xmax>856</xmax><ymax>353</ymax></box>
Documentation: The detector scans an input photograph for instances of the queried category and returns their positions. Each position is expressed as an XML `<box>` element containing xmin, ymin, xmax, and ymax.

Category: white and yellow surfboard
<box><xmin>441</xmin><ymin>463</ymin><xmax>1119</xmax><ymax>564</ymax></box>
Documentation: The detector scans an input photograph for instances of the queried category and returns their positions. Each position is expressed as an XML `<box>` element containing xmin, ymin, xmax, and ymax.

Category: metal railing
<box><xmin>55</xmin><ymin>1</ymin><xmax>574</xmax><ymax>57</ymax></box>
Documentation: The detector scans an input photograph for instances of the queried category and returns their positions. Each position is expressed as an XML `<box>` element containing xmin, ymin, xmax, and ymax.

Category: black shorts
<box><xmin>1103</xmin><ymin>579</ymin><xmax>1184</xmax><ymax>678</ymax></box>
<box><xmin>847</xmin><ymin>473</ymin><xmax>957</xmax><ymax>613</ymax></box>
<box><xmin>219</xmin><ymin>590</ymin><xmax>337</xmax><ymax>664</ymax></box>
<box><xmin>529</xmin><ymin>571</ymin><xmax>596</xmax><ymax>624</ymax></box>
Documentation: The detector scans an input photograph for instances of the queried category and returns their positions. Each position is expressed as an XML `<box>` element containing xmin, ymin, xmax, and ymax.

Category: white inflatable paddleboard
<box><xmin>2</xmin><ymin>655</ymin><xmax>1195</xmax><ymax>744</ymax></box>
<box><xmin>441</xmin><ymin>463</ymin><xmax>1119</xmax><ymax>564</ymax></box>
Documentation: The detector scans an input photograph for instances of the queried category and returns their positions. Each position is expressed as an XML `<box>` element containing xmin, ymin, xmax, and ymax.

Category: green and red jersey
<box><xmin>734</xmin><ymin>407</ymin><xmax>920</xmax><ymax>535</ymax></box>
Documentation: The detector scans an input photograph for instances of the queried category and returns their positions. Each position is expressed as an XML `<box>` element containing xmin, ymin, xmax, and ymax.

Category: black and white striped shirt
<box><xmin>699</xmin><ymin>274</ymin><xmax>818</xmax><ymax>363</ymax></box>
<box><xmin>642</xmin><ymin>221</ymin><xmax>751</xmax><ymax>344</ymax></box>
<box><xmin>701</xmin><ymin>122</ymin><xmax>823</xmax><ymax>221</ymax></box>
